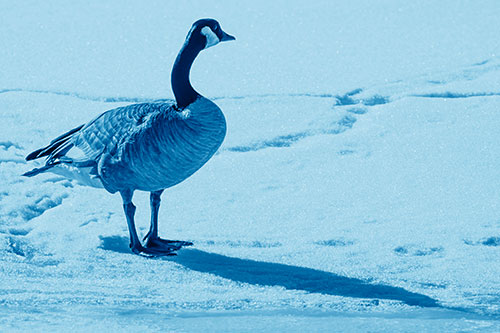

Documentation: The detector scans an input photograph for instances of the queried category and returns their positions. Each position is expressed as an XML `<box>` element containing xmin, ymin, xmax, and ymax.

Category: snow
<box><xmin>1</xmin><ymin>0</ymin><xmax>500</xmax><ymax>331</ymax></box>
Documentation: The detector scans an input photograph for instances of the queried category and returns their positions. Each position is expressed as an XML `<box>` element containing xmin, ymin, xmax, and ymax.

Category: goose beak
<box><xmin>221</xmin><ymin>31</ymin><xmax>236</xmax><ymax>42</ymax></box>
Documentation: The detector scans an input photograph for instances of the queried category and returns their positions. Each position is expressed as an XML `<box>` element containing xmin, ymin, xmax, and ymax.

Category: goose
<box><xmin>23</xmin><ymin>18</ymin><xmax>235</xmax><ymax>256</ymax></box>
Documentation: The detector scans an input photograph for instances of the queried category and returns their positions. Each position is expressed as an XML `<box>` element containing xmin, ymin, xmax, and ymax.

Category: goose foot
<box><xmin>130</xmin><ymin>243</ymin><xmax>178</xmax><ymax>257</ymax></box>
<box><xmin>144</xmin><ymin>236</ymin><xmax>193</xmax><ymax>251</ymax></box>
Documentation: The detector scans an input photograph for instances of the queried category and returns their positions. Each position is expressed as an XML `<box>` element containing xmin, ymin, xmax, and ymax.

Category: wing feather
<box><xmin>72</xmin><ymin>102</ymin><xmax>172</xmax><ymax>161</ymax></box>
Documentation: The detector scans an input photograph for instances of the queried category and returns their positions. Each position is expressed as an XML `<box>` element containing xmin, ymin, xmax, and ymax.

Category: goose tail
<box><xmin>22</xmin><ymin>163</ymin><xmax>60</xmax><ymax>177</ymax></box>
<box><xmin>24</xmin><ymin>124</ymin><xmax>84</xmax><ymax>177</ymax></box>
<box><xmin>25</xmin><ymin>124</ymin><xmax>84</xmax><ymax>161</ymax></box>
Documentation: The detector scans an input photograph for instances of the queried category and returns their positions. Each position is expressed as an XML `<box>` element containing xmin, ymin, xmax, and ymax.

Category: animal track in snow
<box><xmin>346</xmin><ymin>106</ymin><xmax>368</xmax><ymax>115</ymax></box>
<box><xmin>225</xmin><ymin>109</ymin><xmax>363</xmax><ymax>153</ymax></box>
<box><xmin>43</xmin><ymin>177</ymin><xmax>74</xmax><ymax>188</ymax></box>
<box><xmin>8</xmin><ymin>56</ymin><xmax>498</xmax><ymax>158</ymax></box>
<box><xmin>394</xmin><ymin>245</ymin><xmax>444</xmax><ymax>257</ymax></box>
<box><xmin>21</xmin><ymin>193</ymin><xmax>69</xmax><ymax>221</ymax></box>
<box><xmin>334</xmin><ymin>88</ymin><xmax>389</xmax><ymax>107</ymax></box>
<box><xmin>3</xmin><ymin>192</ymin><xmax>69</xmax><ymax>224</ymax></box>
<box><xmin>0</xmin><ymin>141</ymin><xmax>25</xmax><ymax>164</ymax></box>
<box><xmin>201</xmin><ymin>240</ymin><xmax>282</xmax><ymax>248</ymax></box>
<box><xmin>427</xmin><ymin>57</ymin><xmax>500</xmax><ymax>84</ymax></box>
<box><xmin>0</xmin><ymin>141</ymin><xmax>70</xmax><ymax>235</ymax></box>
<box><xmin>413</xmin><ymin>92</ymin><xmax>500</xmax><ymax>99</ymax></box>
<box><xmin>1</xmin><ymin>88</ymin><xmax>383</xmax><ymax>155</ymax></box>
<box><xmin>99</xmin><ymin>237</ymin><xmax>282</xmax><ymax>252</ymax></box>
<box><xmin>464</xmin><ymin>236</ymin><xmax>500</xmax><ymax>247</ymax></box>
<box><xmin>6</xmin><ymin>236</ymin><xmax>34</xmax><ymax>257</ymax></box>
<box><xmin>1</xmin><ymin>88</ymin><xmax>339</xmax><ymax>104</ymax></box>
<box><xmin>223</xmin><ymin>89</ymin><xmax>389</xmax><ymax>153</ymax></box>
<box><xmin>226</xmin><ymin>132</ymin><xmax>309</xmax><ymax>152</ymax></box>
<box><xmin>7</xmin><ymin>228</ymin><xmax>30</xmax><ymax>236</ymax></box>
<box><xmin>338</xmin><ymin>149</ymin><xmax>355</xmax><ymax>156</ymax></box>
<box><xmin>0</xmin><ymin>88</ymin><xmax>157</xmax><ymax>104</ymax></box>
<box><xmin>314</xmin><ymin>239</ymin><xmax>355</xmax><ymax>247</ymax></box>
<box><xmin>417</xmin><ymin>282</ymin><xmax>447</xmax><ymax>290</ymax></box>
<box><xmin>0</xmin><ymin>141</ymin><xmax>22</xmax><ymax>150</ymax></box>
<box><xmin>327</xmin><ymin>115</ymin><xmax>357</xmax><ymax>134</ymax></box>
<box><xmin>225</xmin><ymin>112</ymin><xmax>360</xmax><ymax>153</ymax></box>
<box><xmin>0</xmin><ymin>88</ymin><xmax>376</xmax><ymax>154</ymax></box>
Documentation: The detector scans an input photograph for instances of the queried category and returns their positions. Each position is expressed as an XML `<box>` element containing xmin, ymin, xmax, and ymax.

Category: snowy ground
<box><xmin>1</xmin><ymin>1</ymin><xmax>500</xmax><ymax>331</ymax></box>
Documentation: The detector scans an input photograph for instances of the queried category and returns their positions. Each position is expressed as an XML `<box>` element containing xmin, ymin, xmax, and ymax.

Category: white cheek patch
<box><xmin>201</xmin><ymin>26</ymin><xmax>220</xmax><ymax>49</ymax></box>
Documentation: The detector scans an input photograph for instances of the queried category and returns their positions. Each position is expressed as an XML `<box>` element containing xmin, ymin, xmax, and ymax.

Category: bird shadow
<box><xmin>99</xmin><ymin>235</ymin><xmax>440</xmax><ymax>308</ymax></box>
<box><xmin>99</xmin><ymin>235</ymin><xmax>131</xmax><ymax>254</ymax></box>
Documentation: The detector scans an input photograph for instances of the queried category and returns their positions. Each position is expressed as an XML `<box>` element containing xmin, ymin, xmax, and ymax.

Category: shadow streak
<box><xmin>99</xmin><ymin>236</ymin><xmax>440</xmax><ymax>308</ymax></box>
<box><xmin>174</xmin><ymin>249</ymin><xmax>440</xmax><ymax>308</ymax></box>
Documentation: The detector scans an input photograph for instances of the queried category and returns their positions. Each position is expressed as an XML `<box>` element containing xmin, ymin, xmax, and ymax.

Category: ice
<box><xmin>1</xmin><ymin>0</ymin><xmax>500</xmax><ymax>331</ymax></box>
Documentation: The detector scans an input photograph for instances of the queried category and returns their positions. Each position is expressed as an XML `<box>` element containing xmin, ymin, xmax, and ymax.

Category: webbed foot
<box><xmin>130</xmin><ymin>243</ymin><xmax>177</xmax><ymax>257</ymax></box>
<box><xmin>144</xmin><ymin>236</ymin><xmax>193</xmax><ymax>250</ymax></box>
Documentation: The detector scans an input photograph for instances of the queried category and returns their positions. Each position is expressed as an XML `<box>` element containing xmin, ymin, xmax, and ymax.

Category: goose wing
<box><xmin>73</xmin><ymin>102</ymin><xmax>172</xmax><ymax>162</ymax></box>
<box><xmin>25</xmin><ymin>101</ymin><xmax>174</xmax><ymax>165</ymax></box>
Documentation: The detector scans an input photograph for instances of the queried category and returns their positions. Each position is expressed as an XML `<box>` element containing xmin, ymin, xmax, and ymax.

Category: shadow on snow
<box><xmin>100</xmin><ymin>236</ymin><xmax>439</xmax><ymax>308</ymax></box>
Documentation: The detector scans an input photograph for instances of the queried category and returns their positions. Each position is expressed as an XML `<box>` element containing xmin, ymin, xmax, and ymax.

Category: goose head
<box><xmin>172</xmin><ymin>19</ymin><xmax>235</xmax><ymax>108</ymax></box>
<box><xmin>185</xmin><ymin>18</ymin><xmax>235</xmax><ymax>50</ymax></box>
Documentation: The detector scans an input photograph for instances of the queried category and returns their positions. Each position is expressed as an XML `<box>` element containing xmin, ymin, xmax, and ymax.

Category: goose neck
<box><xmin>171</xmin><ymin>41</ymin><xmax>203</xmax><ymax>109</ymax></box>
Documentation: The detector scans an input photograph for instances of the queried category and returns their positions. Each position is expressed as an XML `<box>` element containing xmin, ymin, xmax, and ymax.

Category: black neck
<box><xmin>171</xmin><ymin>39</ymin><xmax>203</xmax><ymax>108</ymax></box>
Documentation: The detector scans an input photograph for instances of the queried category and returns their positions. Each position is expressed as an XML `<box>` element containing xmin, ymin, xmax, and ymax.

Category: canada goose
<box><xmin>23</xmin><ymin>18</ymin><xmax>235</xmax><ymax>256</ymax></box>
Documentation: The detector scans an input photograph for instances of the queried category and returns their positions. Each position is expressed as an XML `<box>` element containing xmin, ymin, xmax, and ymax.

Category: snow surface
<box><xmin>1</xmin><ymin>0</ymin><xmax>500</xmax><ymax>331</ymax></box>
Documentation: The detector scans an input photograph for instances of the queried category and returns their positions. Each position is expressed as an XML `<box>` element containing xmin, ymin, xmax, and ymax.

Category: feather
<box><xmin>26</xmin><ymin>124</ymin><xmax>84</xmax><ymax>161</ymax></box>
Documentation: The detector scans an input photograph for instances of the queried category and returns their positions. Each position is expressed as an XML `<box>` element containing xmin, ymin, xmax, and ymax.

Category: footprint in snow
<box><xmin>1</xmin><ymin>192</ymin><xmax>69</xmax><ymax>227</ymax></box>
<box><xmin>346</xmin><ymin>106</ymin><xmax>368</xmax><ymax>115</ymax></box>
<box><xmin>394</xmin><ymin>245</ymin><xmax>444</xmax><ymax>257</ymax></box>
<box><xmin>18</xmin><ymin>193</ymin><xmax>69</xmax><ymax>221</ymax></box>
<box><xmin>5</xmin><ymin>236</ymin><xmax>34</xmax><ymax>258</ymax></box>
<box><xmin>0</xmin><ymin>141</ymin><xmax>26</xmax><ymax>164</ymax></box>
<box><xmin>202</xmin><ymin>240</ymin><xmax>282</xmax><ymax>248</ymax></box>
<box><xmin>334</xmin><ymin>88</ymin><xmax>389</xmax><ymax>107</ymax></box>
<box><xmin>464</xmin><ymin>236</ymin><xmax>500</xmax><ymax>247</ymax></box>
<box><xmin>314</xmin><ymin>239</ymin><xmax>355</xmax><ymax>247</ymax></box>
<box><xmin>43</xmin><ymin>177</ymin><xmax>74</xmax><ymax>188</ymax></box>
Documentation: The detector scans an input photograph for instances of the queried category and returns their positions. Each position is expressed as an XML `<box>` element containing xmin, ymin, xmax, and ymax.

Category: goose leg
<box><xmin>120</xmin><ymin>190</ymin><xmax>175</xmax><ymax>256</ymax></box>
<box><xmin>144</xmin><ymin>189</ymin><xmax>163</xmax><ymax>241</ymax></box>
<box><xmin>120</xmin><ymin>190</ymin><xmax>141</xmax><ymax>252</ymax></box>
<box><xmin>143</xmin><ymin>190</ymin><xmax>193</xmax><ymax>250</ymax></box>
